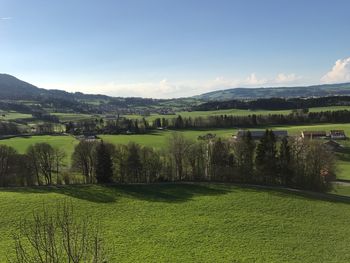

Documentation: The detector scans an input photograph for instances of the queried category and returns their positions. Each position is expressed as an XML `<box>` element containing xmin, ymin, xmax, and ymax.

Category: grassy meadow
<box><xmin>0</xmin><ymin>135</ymin><xmax>78</xmax><ymax>163</ymax></box>
<box><xmin>123</xmin><ymin>105</ymin><xmax>350</xmax><ymax>122</ymax></box>
<box><xmin>1</xmin><ymin>183</ymin><xmax>350</xmax><ymax>262</ymax></box>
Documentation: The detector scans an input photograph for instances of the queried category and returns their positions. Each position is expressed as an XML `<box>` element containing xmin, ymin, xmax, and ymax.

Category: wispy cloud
<box><xmin>321</xmin><ymin>57</ymin><xmax>350</xmax><ymax>84</ymax></box>
<box><xmin>0</xmin><ymin>17</ymin><xmax>12</xmax><ymax>20</ymax></box>
<box><xmin>41</xmin><ymin>72</ymin><xmax>303</xmax><ymax>99</ymax></box>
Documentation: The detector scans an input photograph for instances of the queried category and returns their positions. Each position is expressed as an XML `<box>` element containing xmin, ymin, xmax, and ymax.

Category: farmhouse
<box><xmin>330</xmin><ymin>130</ymin><xmax>346</xmax><ymax>140</ymax></box>
<box><xmin>301</xmin><ymin>131</ymin><xmax>327</xmax><ymax>139</ymax></box>
<box><xmin>236</xmin><ymin>130</ymin><xmax>288</xmax><ymax>140</ymax></box>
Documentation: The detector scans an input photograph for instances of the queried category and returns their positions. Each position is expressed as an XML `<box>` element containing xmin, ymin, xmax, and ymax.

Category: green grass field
<box><xmin>0</xmin><ymin>135</ymin><xmax>78</xmax><ymax>164</ymax></box>
<box><xmin>0</xmin><ymin>183</ymin><xmax>350</xmax><ymax>262</ymax></box>
<box><xmin>51</xmin><ymin>112</ymin><xmax>100</xmax><ymax>122</ymax></box>
<box><xmin>124</xmin><ymin>105</ymin><xmax>350</xmax><ymax>122</ymax></box>
<box><xmin>0</xmin><ymin>111</ymin><xmax>33</xmax><ymax>120</ymax></box>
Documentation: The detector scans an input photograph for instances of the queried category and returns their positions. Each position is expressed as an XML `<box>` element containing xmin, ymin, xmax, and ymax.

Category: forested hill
<box><xmin>196</xmin><ymin>83</ymin><xmax>350</xmax><ymax>101</ymax></box>
<box><xmin>0</xmin><ymin>73</ymin><xmax>111</xmax><ymax>101</ymax></box>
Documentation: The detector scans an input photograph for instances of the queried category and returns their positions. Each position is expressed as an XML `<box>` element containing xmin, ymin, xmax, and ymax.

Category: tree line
<box><xmin>2</xmin><ymin>108</ymin><xmax>350</xmax><ymax>137</ymax></box>
<box><xmin>154</xmin><ymin>110</ymin><xmax>350</xmax><ymax>129</ymax></box>
<box><xmin>194</xmin><ymin>96</ymin><xmax>350</xmax><ymax>111</ymax></box>
<box><xmin>0</xmin><ymin>131</ymin><xmax>335</xmax><ymax>192</ymax></box>
<box><xmin>63</xmin><ymin>109</ymin><xmax>350</xmax><ymax>136</ymax></box>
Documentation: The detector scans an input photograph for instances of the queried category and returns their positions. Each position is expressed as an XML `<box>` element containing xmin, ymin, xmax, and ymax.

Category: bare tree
<box><xmin>71</xmin><ymin>141</ymin><xmax>97</xmax><ymax>184</ymax></box>
<box><xmin>26</xmin><ymin>143</ymin><xmax>56</xmax><ymax>185</ymax></box>
<box><xmin>11</xmin><ymin>202</ymin><xmax>108</xmax><ymax>263</ymax></box>
<box><xmin>0</xmin><ymin>145</ymin><xmax>18</xmax><ymax>186</ymax></box>
<box><xmin>167</xmin><ymin>132</ymin><xmax>192</xmax><ymax>181</ymax></box>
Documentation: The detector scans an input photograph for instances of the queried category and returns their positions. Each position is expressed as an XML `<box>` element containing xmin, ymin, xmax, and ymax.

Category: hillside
<box><xmin>0</xmin><ymin>73</ymin><xmax>110</xmax><ymax>101</ymax></box>
<box><xmin>196</xmin><ymin>83</ymin><xmax>350</xmax><ymax>101</ymax></box>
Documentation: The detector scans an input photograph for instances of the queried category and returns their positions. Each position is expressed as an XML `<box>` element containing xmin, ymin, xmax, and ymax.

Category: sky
<box><xmin>1</xmin><ymin>0</ymin><xmax>350</xmax><ymax>98</ymax></box>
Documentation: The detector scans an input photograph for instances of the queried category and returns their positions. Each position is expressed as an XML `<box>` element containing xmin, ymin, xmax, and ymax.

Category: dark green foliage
<box><xmin>234</xmin><ymin>131</ymin><xmax>255</xmax><ymax>182</ymax></box>
<box><xmin>95</xmin><ymin>141</ymin><xmax>114</xmax><ymax>183</ymax></box>
<box><xmin>210</xmin><ymin>138</ymin><xmax>234</xmax><ymax>181</ymax></box>
<box><xmin>126</xmin><ymin>143</ymin><xmax>142</xmax><ymax>182</ymax></box>
<box><xmin>278</xmin><ymin>137</ymin><xmax>292</xmax><ymax>186</ymax></box>
<box><xmin>255</xmin><ymin>130</ymin><xmax>278</xmax><ymax>183</ymax></box>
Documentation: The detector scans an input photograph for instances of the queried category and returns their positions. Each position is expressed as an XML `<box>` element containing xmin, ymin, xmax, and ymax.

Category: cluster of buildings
<box><xmin>235</xmin><ymin>129</ymin><xmax>347</xmax><ymax>141</ymax></box>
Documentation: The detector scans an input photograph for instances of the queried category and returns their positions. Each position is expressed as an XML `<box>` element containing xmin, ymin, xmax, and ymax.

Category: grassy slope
<box><xmin>0</xmin><ymin>184</ymin><xmax>350</xmax><ymax>262</ymax></box>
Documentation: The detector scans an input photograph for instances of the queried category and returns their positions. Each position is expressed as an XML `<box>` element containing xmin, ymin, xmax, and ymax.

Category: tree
<box><xmin>12</xmin><ymin>202</ymin><xmax>107</xmax><ymax>263</ymax></box>
<box><xmin>210</xmin><ymin>138</ymin><xmax>234</xmax><ymax>181</ymax></box>
<box><xmin>72</xmin><ymin>140</ymin><xmax>97</xmax><ymax>184</ymax></box>
<box><xmin>54</xmin><ymin>148</ymin><xmax>66</xmax><ymax>183</ymax></box>
<box><xmin>114</xmin><ymin>144</ymin><xmax>128</xmax><ymax>183</ymax></box>
<box><xmin>140</xmin><ymin>146</ymin><xmax>162</xmax><ymax>183</ymax></box>
<box><xmin>234</xmin><ymin>131</ymin><xmax>255</xmax><ymax>182</ymax></box>
<box><xmin>126</xmin><ymin>143</ymin><xmax>142</xmax><ymax>183</ymax></box>
<box><xmin>278</xmin><ymin>137</ymin><xmax>292</xmax><ymax>186</ymax></box>
<box><xmin>26</xmin><ymin>143</ymin><xmax>56</xmax><ymax>185</ymax></box>
<box><xmin>255</xmin><ymin>130</ymin><xmax>278</xmax><ymax>184</ymax></box>
<box><xmin>303</xmin><ymin>141</ymin><xmax>335</xmax><ymax>191</ymax></box>
<box><xmin>167</xmin><ymin>133</ymin><xmax>192</xmax><ymax>181</ymax></box>
<box><xmin>95</xmin><ymin>141</ymin><xmax>114</xmax><ymax>183</ymax></box>
<box><xmin>0</xmin><ymin>145</ymin><xmax>18</xmax><ymax>186</ymax></box>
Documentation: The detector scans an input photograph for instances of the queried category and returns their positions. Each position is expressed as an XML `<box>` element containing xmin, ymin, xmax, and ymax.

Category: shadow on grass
<box><xmin>235</xmin><ymin>184</ymin><xmax>350</xmax><ymax>205</ymax></box>
<box><xmin>2</xmin><ymin>182</ymin><xmax>350</xmax><ymax>205</ymax></box>
<box><xmin>336</xmin><ymin>147</ymin><xmax>350</xmax><ymax>162</ymax></box>
<box><xmin>0</xmin><ymin>183</ymin><xmax>230</xmax><ymax>204</ymax></box>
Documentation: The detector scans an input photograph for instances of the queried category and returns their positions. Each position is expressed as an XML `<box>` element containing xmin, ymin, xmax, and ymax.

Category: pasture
<box><xmin>0</xmin><ymin>135</ymin><xmax>78</xmax><ymax>163</ymax></box>
<box><xmin>124</xmin><ymin>105</ymin><xmax>350</xmax><ymax>122</ymax></box>
<box><xmin>0</xmin><ymin>183</ymin><xmax>350</xmax><ymax>262</ymax></box>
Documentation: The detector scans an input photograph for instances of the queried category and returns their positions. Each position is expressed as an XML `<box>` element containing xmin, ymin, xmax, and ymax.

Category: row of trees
<box><xmin>0</xmin><ymin>131</ymin><xmax>335</xmax><ymax>191</ymax></box>
<box><xmin>62</xmin><ymin>109</ymin><xmax>350</xmax><ymax>136</ymax></box>
<box><xmin>70</xmin><ymin>131</ymin><xmax>334</xmax><ymax>191</ymax></box>
<box><xmin>194</xmin><ymin>96</ymin><xmax>350</xmax><ymax>111</ymax></box>
<box><xmin>0</xmin><ymin>143</ymin><xmax>66</xmax><ymax>186</ymax></box>
<box><xmin>156</xmin><ymin>110</ymin><xmax>350</xmax><ymax>129</ymax></box>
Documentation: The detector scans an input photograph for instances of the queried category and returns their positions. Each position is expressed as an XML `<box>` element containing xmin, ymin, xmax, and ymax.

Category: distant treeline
<box><xmin>0</xmin><ymin>131</ymin><xmax>335</xmax><ymax>192</ymax></box>
<box><xmin>154</xmin><ymin>110</ymin><xmax>350</xmax><ymax>129</ymax></box>
<box><xmin>2</xmin><ymin>109</ymin><xmax>350</xmax><ymax>137</ymax></box>
<box><xmin>194</xmin><ymin>96</ymin><xmax>350</xmax><ymax>111</ymax></box>
<box><xmin>63</xmin><ymin>109</ymin><xmax>350</xmax><ymax>135</ymax></box>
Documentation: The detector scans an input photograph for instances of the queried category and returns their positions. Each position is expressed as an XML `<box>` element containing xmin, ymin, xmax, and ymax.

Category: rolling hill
<box><xmin>196</xmin><ymin>83</ymin><xmax>350</xmax><ymax>101</ymax></box>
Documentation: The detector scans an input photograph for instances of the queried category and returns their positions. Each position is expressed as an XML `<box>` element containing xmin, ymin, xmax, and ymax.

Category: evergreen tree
<box><xmin>234</xmin><ymin>131</ymin><xmax>255</xmax><ymax>182</ymax></box>
<box><xmin>126</xmin><ymin>143</ymin><xmax>142</xmax><ymax>182</ymax></box>
<box><xmin>95</xmin><ymin>141</ymin><xmax>113</xmax><ymax>183</ymax></box>
<box><xmin>255</xmin><ymin>130</ymin><xmax>277</xmax><ymax>184</ymax></box>
<box><xmin>278</xmin><ymin>137</ymin><xmax>292</xmax><ymax>186</ymax></box>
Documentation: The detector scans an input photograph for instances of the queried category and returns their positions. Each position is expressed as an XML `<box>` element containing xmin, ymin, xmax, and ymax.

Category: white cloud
<box><xmin>0</xmin><ymin>17</ymin><xmax>12</xmax><ymax>20</ymax></box>
<box><xmin>41</xmin><ymin>72</ymin><xmax>302</xmax><ymax>99</ymax></box>
<box><xmin>321</xmin><ymin>57</ymin><xmax>350</xmax><ymax>84</ymax></box>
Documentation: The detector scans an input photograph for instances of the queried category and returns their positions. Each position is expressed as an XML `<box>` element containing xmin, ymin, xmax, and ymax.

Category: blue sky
<box><xmin>1</xmin><ymin>0</ymin><xmax>350</xmax><ymax>98</ymax></box>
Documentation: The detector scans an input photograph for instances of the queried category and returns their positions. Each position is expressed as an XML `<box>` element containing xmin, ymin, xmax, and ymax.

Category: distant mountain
<box><xmin>196</xmin><ymin>83</ymin><xmax>350</xmax><ymax>101</ymax></box>
<box><xmin>0</xmin><ymin>73</ymin><xmax>47</xmax><ymax>99</ymax></box>
<box><xmin>0</xmin><ymin>73</ymin><xmax>110</xmax><ymax>101</ymax></box>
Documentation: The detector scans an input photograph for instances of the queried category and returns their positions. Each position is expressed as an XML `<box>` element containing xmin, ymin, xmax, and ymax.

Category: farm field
<box><xmin>0</xmin><ymin>111</ymin><xmax>33</xmax><ymax>120</ymax></box>
<box><xmin>0</xmin><ymin>135</ymin><xmax>78</xmax><ymax>163</ymax></box>
<box><xmin>0</xmin><ymin>183</ymin><xmax>350</xmax><ymax>262</ymax></box>
<box><xmin>123</xmin><ymin>105</ymin><xmax>350</xmax><ymax>122</ymax></box>
<box><xmin>50</xmin><ymin>112</ymin><xmax>100</xmax><ymax>122</ymax></box>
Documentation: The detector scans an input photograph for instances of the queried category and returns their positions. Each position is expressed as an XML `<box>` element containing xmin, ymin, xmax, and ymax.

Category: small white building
<box><xmin>330</xmin><ymin>130</ymin><xmax>346</xmax><ymax>140</ymax></box>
